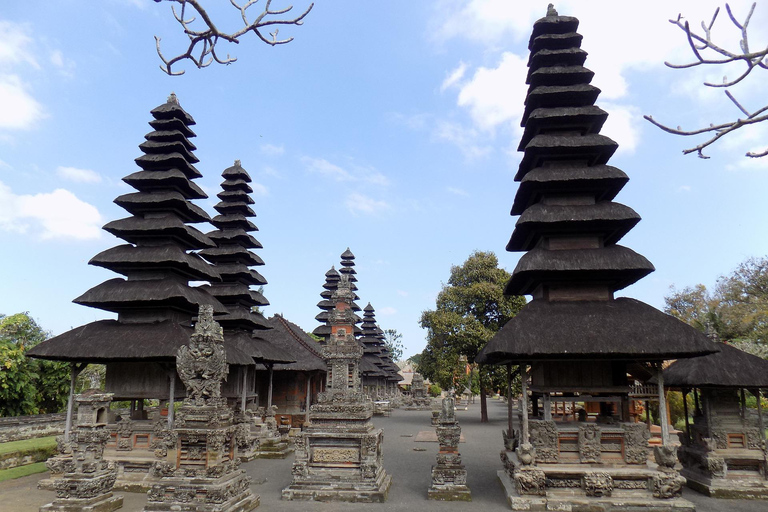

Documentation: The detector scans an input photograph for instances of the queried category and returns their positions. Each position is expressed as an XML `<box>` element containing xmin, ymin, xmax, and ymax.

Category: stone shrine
<box><xmin>282</xmin><ymin>276</ymin><xmax>391</xmax><ymax>502</ymax></box>
<box><xmin>405</xmin><ymin>373</ymin><xmax>431</xmax><ymax>410</ymax></box>
<box><xmin>475</xmin><ymin>5</ymin><xmax>717</xmax><ymax>511</ymax></box>
<box><xmin>40</xmin><ymin>390</ymin><xmax>123</xmax><ymax>512</ymax></box>
<box><xmin>428</xmin><ymin>394</ymin><xmax>471</xmax><ymax>501</ymax></box>
<box><xmin>664</xmin><ymin>342</ymin><xmax>768</xmax><ymax>499</ymax></box>
<box><xmin>144</xmin><ymin>306</ymin><xmax>259</xmax><ymax>512</ymax></box>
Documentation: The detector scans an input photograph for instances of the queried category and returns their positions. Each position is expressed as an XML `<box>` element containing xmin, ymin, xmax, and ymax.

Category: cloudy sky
<box><xmin>2</xmin><ymin>1</ymin><xmax>768</xmax><ymax>358</ymax></box>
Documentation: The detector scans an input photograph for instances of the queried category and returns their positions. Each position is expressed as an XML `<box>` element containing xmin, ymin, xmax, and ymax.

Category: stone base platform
<box><xmin>144</xmin><ymin>470</ymin><xmax>259</xmax><ymax>512</ymax></box>
<box><xmin>403</xmin><ymin>406</ymin><xmax>432</xmax><ymax>411</ymax></box>
<box><xmin>498</xmin><ymin>471</ymin><xmax>695</xmax><ymax>512</ymax></box>
<box><xmin>683</xmin><ymin>469</ymin><xmax>768</xmax><ymax>499</ymax></box>
<box><xmin>281</xmin><ymin>471</ymin><xmax>392</xmax><ymax>503</ymax></box>
<box><xmin>40</xmin><ymin>492</ymin><xmax>123</xmax><ymax>512</ymax></box>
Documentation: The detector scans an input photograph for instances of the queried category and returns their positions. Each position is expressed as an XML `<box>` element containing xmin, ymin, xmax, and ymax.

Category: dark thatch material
<box><xmin>529</xmin><ymin>12</ymin><xmax>578</xmax><ymax>42</ymax></box>
<box><xmin>226</xmin><ymin>330</ymin><xmax>294</xmax><ymax>364</ymax></box>
<box><xmin>139</xmin><ymin>140</ymin><xmax>198</xmax><ymax>163</ymax></box>
<box><xmin>134</xmin><ymin>152</ymin><xmax>202</xmax><ymax>179</ymax></box>
<box><xmin>522</xmin><ymin>84</ymin><xmax>601</xmax><ymax>124</ymax></box>
<box><xmin>148</xmin><ymin>118</ymin><xmax>195</xmax><ymax>138</ymax></box>
<box><xmin>257</xmin><ymin>316</ymin><xmax>326</xmax><ymax>372</ymax></box>
<box><xmin>198</xmin><ymin>246</ymin><xmax>263</xmax><ymax>265</ymax></box>
<box><xmin>144</xmin><ymin>130</ymin><xmax>197</xmax><ymax>151</ymax></box>
<box><xmin>475</xmin><ymin>298</ymin><xmax>719</xmax><ymax>364</ymax></box>
<box><xmin>150</xmin><ymin>99</ymin><xmax>196</xmax><ymax>124</ymax></box>
<box><xmin>28</xmin><ymin>320</ymin><xmax>250</xmax><ymax>365</ymax></box>
<box><xmin>662</xmin><ymin>343</ymin><xmax>768</xmax><ymax>388</ymax></box>
<box><xmin>527</xmin><ymin>47</ymin><xmax>587</xmax><ymax>75</ymax></box>
<box><xmin>103</xmin><ymin>215</ymin><xmax>215</xmax><ymax>249</ymax></box>
<box><xmin>114</xmin><ymin>191</ymin><xmax>210</xmax><ymax>223</ymax></box>
<box><xmin>122</xmin><ymin>169</ymin><xmax>207</xmax><ymax>199</ymax></box>
<box><xmin>507</xmin><ymin>202</ymin><xmax>640</xmax><ymax>251</ymax></box>
<box><xmin>512</xmin><ymin>164</ymin><xmax>627</xmax><ymax>215</ymax></box>
<box><xmin>517</xmin><ymin>106</ymin><xmax>608</xmax><ymax>150</ymax></box>
<box><xmin>517</xmin><ymin>133</ymin><xmax>617</xmax><ymax>179</ymax></box>
<box><xmin>530</xmin><ymin>32</ymin><xmax>582</xmax><ymax>54</ymax></box>
<box><xmin>75</xmin><ymin>278</ymin><xmax>227</xmax><ymax>314</ymax></box>
<box><xmin>528</xmin><ymin>65</ymin><xmax>594</xmax><ymax>88</ymax></box>
<box><xmin>90</xmin><ymin>244</ymin><xmax>220</xmax><ymax>281</ymax></box>
<box><xmin>506</xmin><ymin>245</ymin><xmax>654</xmax><ymax>295</ymax></box>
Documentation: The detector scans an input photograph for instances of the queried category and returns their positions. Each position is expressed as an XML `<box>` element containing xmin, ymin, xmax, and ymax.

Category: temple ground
<box><xmin>1</xmin><ymin>399</ymin><xmax>764</xmax><ymax>512</ymax></box>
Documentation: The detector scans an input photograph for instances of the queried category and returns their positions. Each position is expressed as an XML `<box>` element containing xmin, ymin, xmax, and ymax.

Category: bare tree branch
<box><xmin>154</xmin><ymin>0</ymin><xmax>313</xmax><ymax>75</ymax></box>
<box><xmin>646</xmin><ymin>3</ymin><xmax>768</xmax><ymax>158</ymax></box>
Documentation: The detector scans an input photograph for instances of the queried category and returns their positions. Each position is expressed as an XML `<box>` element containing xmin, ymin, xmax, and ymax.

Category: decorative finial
<box><xmin>547</xmin><ymin>4</ymin><xmax>558</xmax><ymax>17</ymax></box>
<box><xmin>234</xmin><ymin>159</ymin><xmax>241</xmax><ymax>167</ymax></box>
<box><xmin>167</xmin><ymin>92</ymin><xmax>179</xmax><ymax>105</ymax></box>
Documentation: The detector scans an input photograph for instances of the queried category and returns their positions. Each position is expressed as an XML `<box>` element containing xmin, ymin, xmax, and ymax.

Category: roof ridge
<box><xmin>276</xmin><ymin>315</ymin><xmax>322</xmax><ymax>358</ymax></box>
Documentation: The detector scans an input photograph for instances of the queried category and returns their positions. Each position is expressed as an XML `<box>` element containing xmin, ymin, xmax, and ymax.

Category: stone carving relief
<box><xmin>583</xmin><ymin>471</ymin><xmax>613</xmax><ymax>497</ymax></box>
<box><xmin>176</xmin><ymin>304</ymin><xmax>229</xmax><ymax>406</ymax></box>
<box><xmin>651</xmin><ymin>471</ymin><xmax>686</xmax><ymax>499</ymax></box>
<box><xmin>530</xmin><ymin>420</ymin><xmax>558</xmax><ymax>463</ymax></box>
<box><xmin>578</xmin><ymin>424</ymin><xmax>602</xmax><ymax>463</ymax></box>
<box><xmin>514</xmin><ymin>467</ymin><xmax>546</xmax><ymax>496</ymax></box>
<box><xmin>621</xmin><ymin>423</ymin><xmax>650</xmax><ymax>464</ymax></box>
<box><xmin>312</xmin><ymin>447</ymin><xmax>360</xmax><ymax>463</ymax></box>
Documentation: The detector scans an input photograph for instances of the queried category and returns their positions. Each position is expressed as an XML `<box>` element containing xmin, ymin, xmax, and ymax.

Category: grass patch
<box><xmin>0</xmin><ymin>436</ymin><xmax>57</xmax><ymax>456</ymax></box>
<box><xmin>0</xmin><ymin>461</ymin><xmax>48</xmax><ymax>483</ymax></box>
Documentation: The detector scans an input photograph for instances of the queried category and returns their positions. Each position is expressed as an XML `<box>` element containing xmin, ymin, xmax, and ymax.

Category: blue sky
<box><xmin>2</xmin><ymin>1</ymin><xmax>768</xmax><ymax>359</ymax></box>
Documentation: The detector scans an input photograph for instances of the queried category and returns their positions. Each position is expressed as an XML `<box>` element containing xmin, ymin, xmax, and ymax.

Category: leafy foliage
<box><xmin>383</xmin><ymin>329</ymin><xmax>404</xmax><ymax>362</ymax></box>
<box><xmin>665</xmin><ymin>256</ymin><xmax>768</xmax><ymax>352</ymax></box>
<box><xmin>0</xmin><ymin>313</ymin><xmax>70</xmax><ymax>416</ymax></box>
<box><xmin>418</xmin><ymin>251</ymin><xmax>526</xmax><ymax>419</ymax></box>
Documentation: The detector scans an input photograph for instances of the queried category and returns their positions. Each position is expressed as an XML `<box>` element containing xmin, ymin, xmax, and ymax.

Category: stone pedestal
<box><xmin>428</xmin><ymin>395</ymin><xmax>470</xmax><ymax>501</ymax></box>
<box><xmin>40</xmin><ymin>390</ymin><xmax>123</xmax><ymax>512</ymax></box>
<box><xmin>404</xmin><ymin>373</ymin><xmax>432</xmax><ymax>410</ymax></box>
<box><xmin>144</xmin><ymin>306</ymin><xmax>258</xmax><ymax>512</ymax></box>
<box><xmin>281</xmin><ymin>276</ymin><xmax>391</xmax><ymax>502</ymax></box>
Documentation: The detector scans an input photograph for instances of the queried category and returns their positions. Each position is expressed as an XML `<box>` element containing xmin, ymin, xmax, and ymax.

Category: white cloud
<box><xmin>49</xmin><ymin>49</ymin><xmax>75</xmax><ymax>77</ymax></box>
<box><xmin>0</xmin><ymin>181</ymin><xmax>102</xmax><ymax>240</ymax></box>
<box><xmin>441</xmin><ymin>61</ymin><xmax>467</xmax><ymax>92</ymax></box>
<box><xmin>0</xmin><ymin>75</ymin><xmax>45</xmax><ymax>130</ymax></box>
<box><xmin>456</xmin><ymin>52</ymin><xmax>528</xmax><ymax>132</ymax></box>
<box><xmin>397</xmin><ymin>290</ymin><xmax>409</xmax><ymax>297</ymax></box>
<box><xmin>446</xmin><ymin>187</ymin><xmax>468</xmax><ymax>196</ymax></box>
<box><xmin>378</xmin><ymin>306</ymin><xmax>397</xmax><ymax>316</ymax></box>
<box><xmin>677</xmin><ymin>185</ymin><xmax>692</xmax><ymax>192</ymax></box>
<box><xmin>56</xmin><ymin>166</ymin><xmax>102</xmax><ymax>183</ymax></box>
<box><xmin>302</xmin><ymin>156</ymin><xmax>390</xmax><ymax>186</ymax></box>
<box><xmin>600</xmin><ymin>103</ymin><xmax>642</xmax><ymax>155</ymax></box>
<box><xmin>345</xmin><ymin>192</ymin><xmax>390</xmax><ymax>216</ymax></box>
<box><xmin>433</xmin><ymin>121</ymin><xmax>492</xmax><ymax>160</ymax></box>
<box><xmin>262</xmin><ymin>166</ymin><xmax>280</xmax><ymax>177</ymax></box>
<box><xmin>260</xmin><ymin>143</ymin><xmax>285</xmax><ymax>156</ymax></box>
<box><xmin>250</xmin><ymin>182</ymin><xmax>268</xmax><ymax>196</ymax></box>
<box><xmin>0</xmin><ymin>21</ymin><xmax>39</xmax><ymax>68</ymax></box>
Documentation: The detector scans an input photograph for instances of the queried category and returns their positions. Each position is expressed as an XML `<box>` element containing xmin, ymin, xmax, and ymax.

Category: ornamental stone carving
<box><xmin>514</xmin><ymin>467</ymin><xmax>546</xmax><ymax>496</ymax></box>
<box><xmin>530</xmin><ymin>420</ymin><xmax>558</xmax><ymax>463</ymax></box>
<box><xmin>517</xmin><ymin>442</ymin><xmax>536</xmax><ymax>466</ymax></box>
<box><xmin>652</xmin><ymin>470</ymin><xmax>686</xmax><ymax>499</ymax></box>
<box><xmin>583</xmin><ymin>471</ymin><xmax>613</xmax><ymax>497</ymax></box>
<box><xmin>653</xmin><ymin>445</ymin><xmax>678</xmax><ymax>470</ymax></box>
<box><xmin>578</xmin><ymin>424</ymin><xmax>602</xmax><ymax>463</ymax></box>
<box><xmin>621</xmin><ymin>423</ymin><xmax>650</xmax><ymax>464</ymax></box>
<box><xmin>176</xmin><ymin>305</ymin><xmax>229</xmax><ymax>406</ymax></box>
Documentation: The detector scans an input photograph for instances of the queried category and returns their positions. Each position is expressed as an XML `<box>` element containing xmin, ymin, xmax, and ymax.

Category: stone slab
<box><xmin>428</xmin><ymin>485</ymin><xmax>472</xmax><ymax>501</ymax></box>
<box><xmin>40</xmin><ymin>493</ymin><xmax>123</xmax><ymax>512</ymax></box>
<box><xmin>414</xmin><ymin>431</ymin><xmax>466</xmax><ymax>443</ymax></box>
<box><xmin>497</xmin><ymin>470</ymin><xmax>696</xmax><ymax>511</ymax></box>
<box><xmin>281</xmin><ymin>472</ymin><xmax>392</xmax><ymax>503</ymax></box>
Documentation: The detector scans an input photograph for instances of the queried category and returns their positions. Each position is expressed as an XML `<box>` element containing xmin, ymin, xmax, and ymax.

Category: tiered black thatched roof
<box><xmin>312</xmin><ymin>250</ymin><xmax>362</xmax><ymax>342</ymax></box>
<box><xmin>29</xmin><ymin>94</ymin><xmax>248</xmax><ymax>363</ymax></box>
<box><xmin>476</xmin><ymin>8</ymin><xmax>716</xmax><ymax>365</ymax></box>
<box><xmin>663</xmin><ymin>343</ymin><xmax>768</xmax><ymax>389</ymax></box>
<box><xmin>359</xmin><ymin>304</ymin><xmax>390</xmax><ymax>379</ymax></box>
<box><xmin>198</xmin><ymin>161</ymin><xmax>291</xmax><ymax>364</ymax></box>
<box><xmin>257</xmin><ymin>315</ymin><xmax>326</xmax><ymax>372</ymax></box>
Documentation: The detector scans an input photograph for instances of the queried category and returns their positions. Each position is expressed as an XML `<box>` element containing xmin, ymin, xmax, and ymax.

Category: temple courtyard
<box><xmin>1</xmin><ymin>400</ymin><xmax>764</xmax><ymax>512</ymax></box>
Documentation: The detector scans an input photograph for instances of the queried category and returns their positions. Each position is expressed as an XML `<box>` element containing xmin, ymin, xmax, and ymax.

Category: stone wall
<box><xmin>0</xmin><ymin>413</ymin><xmax>65</xmax><ymax>443</ymax></box>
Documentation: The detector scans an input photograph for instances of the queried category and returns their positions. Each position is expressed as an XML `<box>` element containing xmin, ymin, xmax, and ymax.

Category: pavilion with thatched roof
<box><xmin>474</xmin><ymin>6</ymin><xmax>717</xmax><ymax>509</ymax></box>
<box><xmin>662</xmin><ymin>341</ymin><xmax>768</xmax><ymax>498</ymax></box>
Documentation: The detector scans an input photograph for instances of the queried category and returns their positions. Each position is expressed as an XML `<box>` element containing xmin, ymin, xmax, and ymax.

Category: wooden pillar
<box><xmin>267</xmin><ymin>364</ymin><xmax>274</xmax><ymax>409</ymax></box>
<box><xmin>740</xmin><ymin>388</ymin><xmax>747</xmax><ymax>419</ymax></box>
<box><xmin>167</xmin><ymin>371</ymin><xmax>176</xmax><ymax>430</ymax></box>
<box><xmin>305</xmin><ymin>375</ymin><xmax>311</xmax><ymax>426</ymax></box>
<box><xmin>705</xmin><ymin>390</ymin><xmax>713</xmax><ymax>439</ymax></box>
<box><xmin>656</xmin><ymin>364</ymin><xmax>670</xmax><ymax>445</ymax></box>
<box><xmin>753</xmin><ymin>388</ymin><xmax>765</xmax><ymax>441</ymax></box>
<box><xmin>682</xmin><ymin>388</ymin><xmax>690</xmax><ymax>445</ymax></box>
<box><xmin>693</xmin><ymin>388</ymin><xmax>701</xmax><ymax>415</ymax></box>
<box><xmin>543</xmin><ymin>393</ymin><xmax>552</xmax><ymax>421</ymax></box>
<box><xmin>64</xmin><ymin>364</ymin><xmax>83</xmax><ymax>443</ymax></box>
<box><xmin>506</xmin><ymin>364</ymin><xmax>513</xmax><ymax>437</ymax></box>
<box><xmin>645</xmin><ymin>400</ymin><xmax>652</xmax><ymax>428</ymax></box>
<box><xmin>520</xmin><ymin>365</ymin><xmax>529</xmax><ymax>445</ymax></box>
<box><xmin>241</xmin><ymin>367</ymin><xmax>248</xmax><ymax>412</ymax></box>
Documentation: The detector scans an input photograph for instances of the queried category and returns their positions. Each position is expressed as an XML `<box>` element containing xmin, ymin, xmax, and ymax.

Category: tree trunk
<box><xmin>479</xmin><ymin>370</ymin><xmax>488</xmax><ymax>423</ymax></box>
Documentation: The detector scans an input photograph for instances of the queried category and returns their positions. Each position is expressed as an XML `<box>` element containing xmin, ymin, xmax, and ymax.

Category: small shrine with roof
<box><xmin>663</xmin><ymin>339</ymin><xmax>768</xmax><ymax>498</ymax></box>
<box><xmin>475</xmin><ymin>6</ymin><xmax>718</xmax><ymax>510</ymax></box>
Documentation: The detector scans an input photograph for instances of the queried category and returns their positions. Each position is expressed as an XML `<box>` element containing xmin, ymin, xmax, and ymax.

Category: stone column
<box><xmin>41</xmin><ymin>390</ymin><xmax>123</xmax><ymax>512</ymax></box>
<box><xmin>428</xmin><ymin>394</ymin><xmax>470</xmax><ymax>501</ymax></box>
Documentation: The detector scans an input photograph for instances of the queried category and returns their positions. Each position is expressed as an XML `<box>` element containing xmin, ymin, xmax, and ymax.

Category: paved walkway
<box><xmin>1</xmin><ymin>399</ymin><xmax>765</xmax><ymax>511</ymax></box>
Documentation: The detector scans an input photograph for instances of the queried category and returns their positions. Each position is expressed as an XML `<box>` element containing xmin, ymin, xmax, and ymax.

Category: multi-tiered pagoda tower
<box><xmin>475</xmin><ymin>7</ymin><xmax>717</xmax><ymax>510</ymax></box>
<box><xmin>312</xmin><ymin>250</ymin><xmax>362</xmax><ymax>343</ymax></box>
<box><xmin>359</xmin><ymin>304</ymin><xmax>390</xmax><ymax>399</ymax></box>
<box><xmin>199</xmin><ymin>161</ymin><xmax>293</xmax><ymax>406</ymax></box>
<box><xmin>28</xmin><ymin>95</ymin><xmax>256</xmax><ymax>490</ymax></box>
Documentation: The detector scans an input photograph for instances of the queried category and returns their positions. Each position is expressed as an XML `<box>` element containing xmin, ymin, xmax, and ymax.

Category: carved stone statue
<box><xmin>176</xmin><ymin>305</ymin><xmax>228</xmax><ymax>406</ymax></box>
<box><xmin>428</xmin><ymin>393</ymin><xmax>471</xmax><ymax>501</ymax></box>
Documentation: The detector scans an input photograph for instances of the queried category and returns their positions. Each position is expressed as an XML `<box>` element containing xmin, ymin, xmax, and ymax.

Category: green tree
<box><xmin>419</xmin><ymin>251</ymin><xmax>526</xmax><ymax>422</ymax></box>
<box><xmin>383</xmin><ymin>329</ymin><xmax>404</xmax><ymax>362</ymax></box>
<box><xmin>0</xmin><ymin>313</ymin><xmax>70</xmax><ymax>416</ymax></box>
<box><xmin>665</xmin><ymin>256</ymin><xmax>768</xmax><ymax>351</ymax></box>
